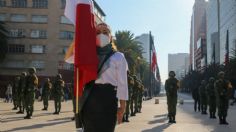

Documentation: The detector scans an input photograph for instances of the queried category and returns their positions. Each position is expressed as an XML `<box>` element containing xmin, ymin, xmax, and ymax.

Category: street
<box><xmin>1</xmin><ymin>93</ymin><xmax>236</xmax><ymax>132</ymax></box>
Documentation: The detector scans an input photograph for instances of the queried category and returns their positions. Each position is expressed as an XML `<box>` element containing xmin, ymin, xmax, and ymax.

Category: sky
<box><xmin>95</xmin><ymin>0</ymin><xmax>195</xmax><ymax>82</ymax></box>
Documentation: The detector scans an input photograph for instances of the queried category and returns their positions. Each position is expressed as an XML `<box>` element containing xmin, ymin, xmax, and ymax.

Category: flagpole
<box><xmin>75</xmin><ymin>67</ymin><xmax>82</xmax><ymax>129</ymax></box>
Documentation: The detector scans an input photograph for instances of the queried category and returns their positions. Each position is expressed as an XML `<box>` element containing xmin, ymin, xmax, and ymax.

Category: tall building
<box><xmin>190</xmin><ymin>0</ymin><xmax>208</xmax><ymax>71</ymax></box>
<box><xmin>0</xmin><ymin>0</ymin><xmax>105</xmax><ymax>96</ymax></box>
<box><xmin>168</xmin><ymin>53</ymin><xmax>189</xmax><ymax>80</ymax></box>
<box><xmin>207</xmin><ymin>0</ymin><xmax>236</xmax><ymax>64</ymax></box>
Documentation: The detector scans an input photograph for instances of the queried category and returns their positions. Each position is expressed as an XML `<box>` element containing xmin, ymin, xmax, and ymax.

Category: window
<box><xmin>0</xmin><ymin>13</ymin><xmax>6</xmax><ymax>21</ymax></box>
<box><xmin>31</xmin><ymin>30</ymin><xmax>47</xmax><ymax>38</ymax></box>
<box><xmin>31</xmin><ymin>60</ymin><xmax>45</xmax><ymax>69</ymax></box>
<box><xmin>10</xmin><ymin>14</ymin><xmax>27</xmax><ymax>22</ymax></box>
<box><xmin>30</xmin><ymin>45</ymin><xmax>45</xmax><ymax>53</ymax></box>
<box><xmin>12</xmin><ymin>0</ymin><xmax>27</xmax><ymax>8</ymax></box>
<box><xmin>60</xmin><ymin>31</ymin><xmax>74</xmax><ymax>40</ymax></box>
<box><xmin>32</xmin><ymin>15</ymin><xmax>48</xmax><ymax>23</ymax></box>
<box><xmin>62</xmin><ymin>47</ymin><xmax>68</xmax><ymax>54</ymax></box>
<box><xmin>61</xmin><ymin>0</ymin><xmax>66</xmax><ymax>9</ymax></box>
<box><xmin>0</xmin><ymin>0</ymin><xmax>6</xmax><ymax>7</ymax></box>
<box><xmin>32</xmin><ymin>0</ymin><xmax>48</xmax><ymax>8</ymax></box>
<box><xmin>60</xmin><ymin>16</ymin><xmax>72</xmax><ymax>24</ymax></box>
<box><xmin>4</xmin><ymin>60</ymin><xmax>25</xmax><ymax>68</ymax></box>
<box><xmin>8</xmin><ymin>44</ymin><xmax>25</xmax><ymax>53</ymax></box>
<box><xmin>9</xmin><ymin>29</ymin><xmax>26</xmax><ymax>38</ymax></box>
<box><xmin>58</xmin><ymin>61</ymin><xmax>73</xmax><ymax>70</ymax></box>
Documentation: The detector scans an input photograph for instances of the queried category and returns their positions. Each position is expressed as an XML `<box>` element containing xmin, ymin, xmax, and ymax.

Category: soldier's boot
<box><xmin>219</xmin><ymin>116</ymin><xmax>223</xmax><ymax>124</ymax></box>
<box><xmin>125</xmin><ymin>114</ymin><xmax>130</xmax><ymax>122</ymax></box>
<box><xmin>16</xmin><ymin>107</ymin><xmax>24</xmax><ymax>114</ymax></box>
<box><xmin>222</xmin><ymin>116</ymin><xmax>229</xmax><ymax>125</ymax></box>
<box><xmin>122</xmin><ymin>115</ymin><xmax>126</xmax><ymax>122</ymax></box>
<box><xmin>209</xmin><ymin>112</ymin><xmax>212</xmax><ymax>118</ymax></box>
<box><xmin>168</xmin><ymin>116</ymin><xmax>172</xmax><ymax>123</ymax></box>
<box><xmin>24</xmin><ymin>111</ymin><xmax>31</xmax><ymax>119</ymax></box>
<box><xmin>172</xmin><ymin>116</ymin><xmax>176</xmax><ymax>123</ymax></box>
<box><xmin>212</xmin><ymin>112</ymin><xmax>216</xmax><ymax>119</ymax></box>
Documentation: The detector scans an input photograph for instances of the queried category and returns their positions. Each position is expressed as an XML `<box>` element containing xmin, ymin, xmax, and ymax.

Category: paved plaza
<box><xmin>1</xmin><ymin>94</ymin><xmax>236</xmax><ymax>132</ymax></box>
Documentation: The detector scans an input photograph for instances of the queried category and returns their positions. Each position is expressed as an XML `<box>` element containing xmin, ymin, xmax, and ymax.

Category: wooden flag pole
<box><xmin>75</xmin><ymin>67</ymin><xmax>82</xmax><ymax>129</ymax></box>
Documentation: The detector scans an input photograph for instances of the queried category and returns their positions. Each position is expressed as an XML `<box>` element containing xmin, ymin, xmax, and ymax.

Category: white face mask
<box><xmin>96</xmin><ymin>34</ymin><xmax>110</xmax><ymax>47</ymax></box>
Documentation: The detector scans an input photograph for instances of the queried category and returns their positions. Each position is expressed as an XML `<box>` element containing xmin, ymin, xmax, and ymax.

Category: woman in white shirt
<box><xmin>81</xmin><ymin>23</ymin><xmax>128</xmax><ymax>132</ymax></box>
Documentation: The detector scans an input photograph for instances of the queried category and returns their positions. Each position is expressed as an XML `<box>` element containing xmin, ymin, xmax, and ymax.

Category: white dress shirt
<box><xmin>95</xmin><ymin>52</ymin><xmax>129</xmax><ymax>100</ymax></box>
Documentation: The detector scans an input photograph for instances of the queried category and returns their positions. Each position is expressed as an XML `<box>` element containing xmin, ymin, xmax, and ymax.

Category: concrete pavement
<box><xmin>1</xmin><ymin>93</ymin><xmax>236</xmax><ymax>132</ymax></box>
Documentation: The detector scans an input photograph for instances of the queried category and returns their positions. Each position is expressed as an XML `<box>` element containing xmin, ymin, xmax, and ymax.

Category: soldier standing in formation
<box><xmin>130</xmin><ymin>75</ymin><xmax>138</xmax><ymax>116</ymax></box>
<box><xmin>42</xmin><ymin>78</ymin><xmax>52</xmax><ymax>111</ymax></box>
<box><xmin>51</xmin><ymin>74</ymin><xmax>64</xmax><ymax>115</ymax></box>
<box><xmin>192</xmin><ymin>82</ymin><xmax>201</xmax><ymax>112</ymax></box>
<box><xmin>24</xmin><ymin>67</ymin><xmax>38</xmax><ymax>119</ymax></box>
<box><xmin>137</xmin><ymin>80</ymin><xmax>144</xmax><ymax>113</ymax></box>
<box><xmin>215</xmin><ymin>71</ymin><xmax>232</xmax><ymax>125</ymax></box>
<box><xmin>12</xmin><ymin>76</ymin><xmax>20</xmax><ymax>110</ymax></box>
<box><xmin>16</xmin><ymin>72</ymin><xmax>27</xmax><ymax>114</ymax></box>
<box><xmin>165</xmin><ymin>71</ymin><xmax>179</xmax><ymax>123</ymax></box>
<box><xmin>206</xmin><ymin>77</ymin><xmax>217</xmax><ymax>119</ymax></box>
<box><xmin>199</xmin><ymin>80</ymin><xmax>207</xmax><ymax>114</ymax></box>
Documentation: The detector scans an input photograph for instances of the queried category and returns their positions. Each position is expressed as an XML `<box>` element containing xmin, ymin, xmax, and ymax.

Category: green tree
<box><xmin>0</xmin><ymin>21</ymin><xmax>8</xmax><ymax>62</ymax></box>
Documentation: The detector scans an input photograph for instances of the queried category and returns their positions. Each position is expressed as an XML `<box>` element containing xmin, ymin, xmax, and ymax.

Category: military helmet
<box><xmin>21</xmin><ymin>72</ymin><xmax>27</xmax><ymax>76</ymax></box>
<box><xmin>28</xmin><ymin>67</ymin><xmax>36</xmax><ymax>74</ymax></box>
<box><xmin>56</xmin><ymin>74</ymin><xmax>62</xmax><ymax>79</ymax></box>
<box><xmin>218</xmin><ymin>71</ymin><xmax>225</xmax><ymax>79</ymax></box>
<box><xmin>209</xmin><ymin>77</ymin><xmax>214</xmax><ymax>83</ymax></box>
<box><xmin>169</xmin><ymin>71</ymin><xmax>176</xmax><ymax>77</ymax></box>
<box><xmin>201</xmin><ymin>80</ymin><xmax>206</xmax><ymax>85</ymax></box>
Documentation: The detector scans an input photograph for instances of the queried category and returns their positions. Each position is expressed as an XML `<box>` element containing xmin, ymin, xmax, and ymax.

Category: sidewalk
<box><xmin>1</xmin><ymin>94</ymin><xmax>236</xmax><ymax>132</ymax></box>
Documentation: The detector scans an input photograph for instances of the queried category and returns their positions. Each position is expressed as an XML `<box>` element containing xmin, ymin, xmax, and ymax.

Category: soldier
<box><xmin>215</xmin><ymin>71</ymin><xmax>232</xmax><ymax>125</ymax></box>
<box><xmin>51</xmin><ymin>74</ymin><xmax>64</xmax><ymax>114</ymax></box>
<box><xmin>123</xmin><ymin>71</ymin><xmax>134</xmax><ymax>122</ymax></box>
<box><xmin>130</xmin><ymin>75</ymin><xmax>138</xmax><ymax>116</ymax></box>
<box><xmin>16</xmin><ymin>72</ymin><xmax>27</xmax><ymax>114</ymax></box>
<box><xmin>206</xmin><ymin>77</ymin><xmax>217</xmax><ymax>119</ymax></box>
<box><xmin>192</xmin><ymin>82</ymin><xmax>200</xmax><ymax>112</ymax></box>
<box><xmin>41</xmin><ymin>78</ymin><xmax>52</xmax><ymax>111</ymax></box>
<box><xmin>24</xmin><ymin>67</ymin><xmax>38</xmax><ymax>119</ymax></box>
<box><xmin>165</xmin><ymin>71</ymin><xmax>179</xmax><ymax>123</ymax></box>
<box><xmin>137</xmin><ymin>82</ymin><xmax>144</xmax><ymax>113</ymax></box>
<box><xmin>12</xmin><ymin>76</ymin><xmax>20</xmax><ymax>110</ymax></box>
<box><xmin>199</xmin><ymin>80</ymin><xmax>207</xmax><ymax>114</ymax></box>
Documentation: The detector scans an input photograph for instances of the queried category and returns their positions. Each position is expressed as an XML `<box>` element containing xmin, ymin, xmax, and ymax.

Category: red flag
<box><xmin>151</xmin><ymin>43</ymin><xmax>157</xmax><ymax>73</ymax></box>
<box><xmin>65</xmin><ymin>0</ymin><xmax>98</xmax><ymax>97</ymax></box>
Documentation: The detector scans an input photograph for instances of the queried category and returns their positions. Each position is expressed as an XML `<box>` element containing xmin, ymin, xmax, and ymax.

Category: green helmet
<box><xmin>21</xmin><ymin>72</ymin><xmax>27</xmax><ymax>77</ymax></box>
<box><xmin>209</xmin><ymin>77</ymin><xmax>214</xmax><ymax>83</ymax></box>
<box><xmin>56</xmin><ymin>74</ymin><xmax>62</xmax><ymax>79</ymax></box>
<box><xmin>218</xmin><ymin>71</ymin><xmax>225</xmax><ymax>79</ymax></box>
<box><xmin>169</xmin><ymin>71</ymin><xmax>175</xmax><ymax>77</ymax></box>
<box><xmin>28</xmin><ymin>67</ymin><xmax>36</xmax><ymax>74</ymax></box>
<box><xmin>201</xmin><ymin>80</ymin><xmax>206</xmax><ymax>85</ymax></box>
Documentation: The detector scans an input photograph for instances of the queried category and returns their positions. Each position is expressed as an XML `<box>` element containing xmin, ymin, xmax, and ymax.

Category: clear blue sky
<box><xmin>96</xmin><ymin>0</ymin><xmax>195</xmax><ymax>82</ymax></box>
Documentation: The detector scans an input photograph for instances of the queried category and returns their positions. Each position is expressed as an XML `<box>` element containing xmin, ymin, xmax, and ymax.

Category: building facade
<box><xmin>168</xmin><ymin>53</ymin><xmax>189</xmax><ymax>80</ymax></box>
<box><xmin>0</xmin><ymin>0</ymin><xmax>105</xmax><ymax>96</ymax></box>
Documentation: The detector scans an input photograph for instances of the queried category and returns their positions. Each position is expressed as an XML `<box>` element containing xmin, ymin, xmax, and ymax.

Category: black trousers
<box><xmin>81</xmin><ymin>84</ymin><xmax>118</xmax><ymax>132</ymax></box>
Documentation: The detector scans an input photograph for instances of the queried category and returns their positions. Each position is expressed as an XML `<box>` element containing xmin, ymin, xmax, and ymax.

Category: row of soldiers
<box><xmin>123</xmin><ymin>71</ymin><xmax>144</xmax><ymax>122</ymax></box>
<box><xmin>11</xmin><ymin>67</ymin><xmax>66</xmax><ymax>119</ymax></box>
<box><xmin>192</xmin><ymin>71</ymin><xmax>232</xmax><ymax>125</ymax></box>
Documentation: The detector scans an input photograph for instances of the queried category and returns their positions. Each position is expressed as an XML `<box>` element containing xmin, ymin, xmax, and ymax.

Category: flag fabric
<box><xmin>150</xmin><ymin>33</ymin><xmax>157</xmax><ymax>74</ymax></box>
<box><xmin>64</xmin><ymin>0</ymin><xmax>98</xmax><ymax>97</ymax></box>
<box><xmin>225</xmin><ymin>30</ymin><xmax>229</xmax><ymax>65</ymax></box>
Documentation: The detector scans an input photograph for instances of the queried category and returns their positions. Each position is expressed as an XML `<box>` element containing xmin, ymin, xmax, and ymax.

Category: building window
<box><xmin>60</xmin><ymin>16</ymin><xmax>72</xmax><ymax>24</ymax></box>
<box><xmin>0</xmin><ymin>0</ymin><xmax>6</xmax><ymax>7</ymax></box>
<box><xmin>32</xmin><ymin>15</ymin><xmax>48</xmax><ymax>23</ymax></box>
<box><xmin>4</xmin><ymin>60</ymin><xmax>25</xmax><ymax>68</ymax></box>
<box><xmin>12</xmin><ymin>0</ymin><xmax>27</xmax><ymax>8</ymax></box>
<box><xmin>58</xmin><ymin>61</ymin><xmax>73</xmax><ymax>70</ymax></box>
<box><xmin>61</xmin><ymin>0</ymin><xmax>66</xmax><ymax>9</ymax></box>
<box><xmin>30</xmin><ymin>45</ymin><xmax>45</xmax><ymax>53</ymax></box>
<box><xmin>60</xmin><ymin>31</ymin><xmax>74</xmax><ymax>40</ymax></box>
<box><xmin>30</xmin><ymin>60</ymin><xmax>45</xmax><ymax>69</ymax></box>
<box><xmin>31</xmin><ymin>29</ymin><xmax>47</xmax><ymax>38</ymax></box>
<box><xmin>8</xmin><ymin>44</ymin><xmax>25</xmax><ymax>53</ymax></box>
<box><xmin>32</xmin><ymin>0</ymin><xmax>48</xmax><ymax>8</ymax></box>
<box><xmin>62</xmin><ymin>47</ymin><xmax>68</xmax><ymax>54</ymax></box>
<box><xmin>10</xmin><ymin>14</ymin><xmax>27</xmax><ymax>22</ymax></box>
<box><xmin>0</xmin><ymin>13</ymin><xmax>6</xmax><ymax>21</ymax></box>
<box><xmin>9</xmin><ymin>29</ymin><xmax>26</xmax><ymax>38</ymax></box>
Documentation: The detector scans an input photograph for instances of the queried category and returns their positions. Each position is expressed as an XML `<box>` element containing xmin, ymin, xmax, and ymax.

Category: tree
<box><xmin>0</xmin><ymin>21</ymin><xmax>8</xmax><ymax>62</ymax></box>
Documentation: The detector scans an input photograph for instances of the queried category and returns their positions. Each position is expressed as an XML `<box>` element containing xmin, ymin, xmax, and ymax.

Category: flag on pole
<box><xmin>150</xmin><ymin>33</ymin><xmax>157</xmax><ymax>74</ymax></box>
<box><xmin>64</xmin><ymin>0</ymin><xmax>98</xmax><ymax>97</ymax></box>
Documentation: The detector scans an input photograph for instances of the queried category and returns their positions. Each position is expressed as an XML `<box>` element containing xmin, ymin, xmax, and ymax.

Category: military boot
<box><xmin>219</xmin><ymin>116</ymin><xmax>223</xmax><ymax>124</ymax></box>
<box><xmin>222</xmin><ymin>117</ymin><xmax>229</xmax><ymax>125</ymax></box>
<box><xmin>212</xmin><ymin>112</ymin><xmax>216</xmax><ymax>119</ymax></box>
<box><xmin>125</xmin><ymin>114</ymin><xmax>130</xmax><ymax>122</ymax></box>
<box><xmin>172</xmin><ymin>116</ymin><xmax>176</xmax><ymax>123</ymax></box>
<box><xmin>168</xmin><ymin>116</ymin><xmax>172</xmax><ymax>123</ymax></box>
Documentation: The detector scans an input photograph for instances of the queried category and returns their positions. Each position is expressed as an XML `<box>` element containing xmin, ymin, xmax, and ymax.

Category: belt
<box><xmin>94</xmin><ymin>83</ymin><xmax>117</xmax><ymax>91</ymax></box>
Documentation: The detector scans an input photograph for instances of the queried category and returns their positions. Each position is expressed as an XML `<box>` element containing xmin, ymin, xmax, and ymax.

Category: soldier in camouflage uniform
<box><xmin>215</xmin><ymin>71</ymin><xmax>232</xmax><ymax>125</ymax></box>
<box><xmin>199</xmin><ymin>80</ymin><xmax>208</xmax><ymax>114</ymax></box>
<box><xmin>130</xmin><ymin>75</ymin><xmax>138</xmax><ymax>116</ymax></box>
<box><xmin>206</xmin><ymin>77</ymin><xmax>217</xmax><ymax>119</ymax></box>
<box><xmin>192</xmin><ymin>81</ymin><xmax>201</xmax><ymax>112</ymax></box>
<box><xmin>123</xmin><ymin>71</ymin><xmax>134</xmax><ymax>122</ymax></box>
<box><xmin>16</xmin><ymin>72</ymin><xmax>27</xmax><ymax>114</ymax></box>
<box><xmin>42</xmin><ymin>78</ymin><xmax>52</xmax><ymax>111</ymax></box>
<box><xmin>24</xmin><ymin>67</ymin><xmax>38</xmax><ymax>119</ymax></box>
<box><xmin>137</xmin><ymin>81</ymin><xmax>144</xmax><ymax>113</ymax></box>
<box><xmin>165</xmin><ymin>71</ymin><xmax>179</xmax><ymax>123</ymax></box>
<box><xmin>12</xmin><ymin>76</ymin><xmax>20</xmax><ymax>110</ymax></box>
<box><xmin>51</xmin><ymin>74</ymin><xmax>65</xmax><ymax>114</ymax></box>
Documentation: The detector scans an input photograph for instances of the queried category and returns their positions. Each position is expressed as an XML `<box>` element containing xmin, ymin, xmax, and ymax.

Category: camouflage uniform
<box><xmin>215</xmin><ymin>72</ymin><xmax>232</xmax><ymax>125</ymax></box>
<box><xmin>130</xmin><ymin>76</ymin><xmax>138</xmax><ymax>116</ymax></box>
<box><xmin>199</xmin><ymin>80</ymin><xmax>207</xmax><ymax>114</ymax></box>
<box><xmin>12</xmin><ymin>76</ymin><xmax>20</xmax><ymax>110</ymax></box>
<box><xmin>206</xmin><ymin>77</ymin><xmax>216</xmax><ymax>118</ymax></box>
<box><xmin>24</xmin><ymin>67</ymin><xmax>38</xmax><ymax>119</ymax></box>
<box><xmin>42</xmin><ymin>78</ymin><xmax>52</xmax><ymax>110</ymax></box>
<box><xmin>51</xmin><ymin>74</ymin><xmax>64</xmax><ymax>114</ymax></box>
<box><xmin>123</xmin><ymin>72</ymin><xmax>134</xmax><ymax>122</ymax></box>
<box><xmin>137</xmin><ymin>82</ymin><xmax>144</xmax><ymax>113</ymax></box>
<box><xmin>17</xmin><ymin>72</ymin><xmax>27</xmax><ymax>114</ymax></box>
<box><xmin>165</xmin><ymin>71</ymin><xmax>179</xmax><ymax>123</ymax></box>
<box><xmin>192</xmin><ymin>85</ymin><xmax>200</xmax><ymax>112</ymax></box>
